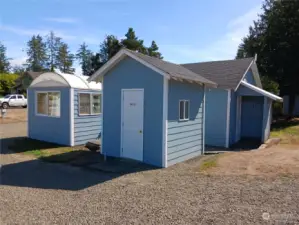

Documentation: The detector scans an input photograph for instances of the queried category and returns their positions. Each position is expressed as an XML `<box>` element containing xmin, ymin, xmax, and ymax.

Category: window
<box><xmin>79</xmin><ymin>93</ymin><xmax>101</xmax><ymax>115</ymax></box>
<box><xmin>17</xmin><ymin>95</ymin><xmax>23</xmax><ymax>99</ymax></box>
<box><xmin>36</xmin><ymin>92</ymin><xmax>60</xmax><ymax>117</ymax></box>
<box><xmin>10</xmin><ymin>95</ymin><xmax>16</xmax><ymax>99</ymax></box>
<box><xmin>179</xmin><ymin>100</ymin><xmax>190</xmax><ymax>121</ymax></box>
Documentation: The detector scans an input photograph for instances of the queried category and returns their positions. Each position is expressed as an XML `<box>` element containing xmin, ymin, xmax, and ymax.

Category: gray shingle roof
<box><xmin>182</xmin><ymin>57</ymin><xmax>254</xmax><ymax>89</ymax></box>
<box><xmin>127</xmin><ymin>50</ymin><xmax>217</xmax><ymax>87</ymax></box>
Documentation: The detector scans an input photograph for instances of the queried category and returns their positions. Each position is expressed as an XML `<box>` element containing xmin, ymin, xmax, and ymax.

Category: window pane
<box><xmin>48</xmin><ymin>92</ymin><xmax>60</xmax><ymax>117</ymax></box>
<box><xmin>184</xmin><ymin>101</ymin><xmax>189</xmax><ymax>119</ymax></box>
<box><xmin>79</xmin><ymin>93</ymin><xmax>90</xmax><ymax>114</ymax></box>
<box><xmin>37</xmin><ymin>93</ymin><xmax>47</xmax><ymax>115</ymax></box>
<box><xmin>179</xmin><ymin>101</ymin><xmax>184</xmax><ymax>120</ymax></box>
<box><xmin>92</xmin><ymin>94</ymin><xmax>101</xmax><ymax>114</ymax></box>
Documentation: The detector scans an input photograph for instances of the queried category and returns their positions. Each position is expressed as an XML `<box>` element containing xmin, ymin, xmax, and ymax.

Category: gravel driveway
<box><xmin>1</xmin><ymin>122</ymin><xmax>299</xmax><ymax>224</ymax></box>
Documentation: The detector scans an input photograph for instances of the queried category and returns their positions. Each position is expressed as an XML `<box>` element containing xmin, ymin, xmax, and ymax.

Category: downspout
<box><xmin>202</xmin><ymin>84</ymin><xmax>206</xmax><ymax>154</ymax></box>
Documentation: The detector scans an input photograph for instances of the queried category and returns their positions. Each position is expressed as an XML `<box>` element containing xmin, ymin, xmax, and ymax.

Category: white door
<box><xmin>121</xmin><ymin>89</ymin><xmax>144</xmax><ymax>161</ymax></box>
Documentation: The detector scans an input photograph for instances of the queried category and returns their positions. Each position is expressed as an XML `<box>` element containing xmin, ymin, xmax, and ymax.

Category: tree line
<box><xmin>0</xmin><ymin>27</ymin><xmax>162</xmax><ymax>76</ymax></box>
<box><xmin>236</xmin><ymin>0</ymin><xmax>299</xmax><ymax>115</ymax></box>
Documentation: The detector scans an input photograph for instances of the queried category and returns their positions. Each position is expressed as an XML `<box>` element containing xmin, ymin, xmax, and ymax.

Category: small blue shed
<box><xmin>89</xmin><ymin>49</ymin><xmax>216</xmax><ymax>167</ymax></box>
<box><xmin>183</xmin><ymin>57</ymin><xmax>283</xmax><ymax>148</ymax></box>
<box><xmin>28</xmin><ymin>71</ymin><xmax>102</xmax><ymax>146</ymax></box>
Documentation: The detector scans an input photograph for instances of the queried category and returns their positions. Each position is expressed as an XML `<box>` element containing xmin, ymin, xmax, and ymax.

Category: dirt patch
<box><xmin>0</xmin><ymin>108</ymin><xmax>27</xmax><ymax>124</ymax></box>
<box><xmin>205</xmin><ymin>145</ymin><xmax>299</xmax><ymax>176</ymax></box>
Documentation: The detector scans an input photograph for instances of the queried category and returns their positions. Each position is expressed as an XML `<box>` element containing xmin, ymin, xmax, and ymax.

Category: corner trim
<box><xmin>225</xmin><ymin>89</ymin><xmax>231</xmax><ymax>148</ymax></box>
<box><xmin>202</xmin><ymin>84</ymin><xmax>206</xmax><ymax>154</ymax></box>
<box><xmin>101</xmin><ymin>79</ymin><xmax>104</xmax><ymax>154</ymax></box>
<box><xmin>70</xmin><ymin>88</ymin><xmax>74</xmax><ymax>146</ymax></box>
<box><xmin>162</xmin><ymin>77</ymin><xmax>168</xmax><ymax>167</ymax></box>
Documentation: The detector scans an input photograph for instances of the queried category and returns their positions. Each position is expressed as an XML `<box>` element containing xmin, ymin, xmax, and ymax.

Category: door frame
<box><xmin>120</xmin><ymin>88</ymin><xmax>144</xmax><ymax>160</ymax></box>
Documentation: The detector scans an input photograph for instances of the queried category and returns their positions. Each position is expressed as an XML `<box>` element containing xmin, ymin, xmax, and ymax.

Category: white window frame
<box><xmin>78</xmin><ymin>92</ymin><xmax>102</xmax><ymax>116</ymax></box>
<box><xmin>35</xmin><ymin>91</ymin><xmax>61</xmax><ymax>118</ymax></box>
<box><xmin>179</xmin><ymin>100</ymin><xmax>190</xmax><ymax>121</ymax></box>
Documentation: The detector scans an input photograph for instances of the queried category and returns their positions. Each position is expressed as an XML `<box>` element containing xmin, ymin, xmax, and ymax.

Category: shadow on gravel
<box><xmin>0</xmin><ymin>154</ymin><xmax>157</xmax><ymax>191</ymax></box>
<box><xmin>0</xmin><ymin>137</ymin><xmax>63</xmax><ymax>155</ymax></box>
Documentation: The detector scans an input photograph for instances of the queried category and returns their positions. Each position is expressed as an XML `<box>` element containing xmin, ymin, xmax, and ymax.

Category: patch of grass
<box><xmin>9</xmin><ymin>138</ymin><xmax>88</xmax><ymax>162</ymax></box>
<box><xmin>199</xmin><ymin>155</ymin><xmax>219</xmax><ymax>171</ymax></box>
<box><xmin>271</xmin><ymin>118</ymin><xmax>299</xmax><ymax>144</ymax></box>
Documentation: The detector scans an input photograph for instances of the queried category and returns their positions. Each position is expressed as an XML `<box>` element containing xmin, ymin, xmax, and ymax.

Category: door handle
<box><xmin>139</xmin><ymin>130</ymin><xmax>142</xmax><ymax>134</ymax></box>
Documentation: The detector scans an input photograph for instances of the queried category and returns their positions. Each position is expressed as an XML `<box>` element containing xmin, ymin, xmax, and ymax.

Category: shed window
<box><xmin>79</xmin><ymin>93</ymin><xmax>101</xmax><ymax>115</ymax></box>
<box><xmin>36</xmin><ymin>92</ymin><xmax>60</xmax><ymax>117</ymax></box>
<box><xmin>179</xmin><ymin>100</ymin><xmax>190</xmax><ymax>121</ymax></box>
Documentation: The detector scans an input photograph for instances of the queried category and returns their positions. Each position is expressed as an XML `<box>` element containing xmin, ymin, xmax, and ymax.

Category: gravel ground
<box><xmin>1</xmin><ymin>122</ymin><xmax>299</xmax><ymax>224</ymax></box>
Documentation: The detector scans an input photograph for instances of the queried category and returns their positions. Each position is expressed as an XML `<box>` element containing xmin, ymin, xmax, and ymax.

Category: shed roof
<box><xmin>30</xmin><ymin>71</ymin><xmax>102</xmax><ymax>90</ymax></box>
<box><xmin>89</xmin><ymin>49</ymin><xmax>217</xmax><ymax>87</ymax></box>
<box><xmin>182</xmin><ymin>58</ymin><xmax>254</xmax><ymax>89</ymax></box>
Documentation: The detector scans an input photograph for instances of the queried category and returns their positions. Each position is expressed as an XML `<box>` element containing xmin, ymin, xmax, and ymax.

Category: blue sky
<box><xmin>1</xmin><ymin>0</ymin><xmax>263</xmax><ymax>73</ymax></box>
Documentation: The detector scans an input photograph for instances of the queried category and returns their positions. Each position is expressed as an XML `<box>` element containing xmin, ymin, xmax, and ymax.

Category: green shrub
<box><xmin>0</xmin><ymin>73</ymin><xmax>19</xmax><ymax>95</ymax></box>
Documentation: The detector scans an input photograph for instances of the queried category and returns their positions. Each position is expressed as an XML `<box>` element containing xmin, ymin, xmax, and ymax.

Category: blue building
<box><xmin>28</xmin><ymin>71</ymin><xmax>102</xmax><ymax>146</ymax></box>
<box><xmin>183</xmin><ymin>57</ymin><xmax>282</xmax><ymax>148</ymax></box>
<box><xmin>89</xmin><ymin>49</ymin><xmax>216</xmax><ymax>167</ymax></box>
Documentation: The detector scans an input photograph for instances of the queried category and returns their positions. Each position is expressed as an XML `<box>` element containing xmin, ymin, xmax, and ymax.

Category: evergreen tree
<box><xmin>236</xmin><ymin>0</ymin><xmax>299</xmax><ymax>115</ymax></box>
<box><xmin>0</xmin><ymin>42</ymin><xmax>11</xmax><ymax>73</ymax></box>
<box><xmin>26</xmin><ymin>35</ymin><xmax>47</xmax><ymax>72</ymax></box>
<box><xmin>121</xmin><ymin>28</ymin><xmax>145</xmax><ymax>52</ymax></box>
<box><xmin>56</xmin><ymin>43</ymin><xmax>75</xmax><ymax>74</ymax></box>
<box><xmin>76</xmin><ymin>42</ymin><xmax>93</xmax><ymax>75</ymax></box>
<box><xmin>99</xmin><ymin>35</ymin><xmax>121</xmax><ymax>62</ymax></box>
<box><xmin>90</xmin><ymin>53</ymin><xmax>103</xmax><ymax>76</ymax></box>
<box><xmin>46</xmin><ymin>31</ymin><xmax>62</xmax><ymax>71</ymax></box>
<box><xmin>148</xmin><ymin>41</ymin><xmax>163</xmax><ymax>59</ymax></box>
<box><xmin>89</xmin><ymin>28</ymin><xmax>163</xmax><ymax>74</ymax></box>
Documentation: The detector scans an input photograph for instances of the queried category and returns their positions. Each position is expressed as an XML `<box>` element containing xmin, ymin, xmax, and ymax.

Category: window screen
<box><xmin>79</xmin><ymin>93</ymin><xmax>91</xmax><ymax>115</ymax></box>
<box><xmin>179</xmin><ymin>100</ymin><xmax>190</xmax><ymax>121</ymax></box>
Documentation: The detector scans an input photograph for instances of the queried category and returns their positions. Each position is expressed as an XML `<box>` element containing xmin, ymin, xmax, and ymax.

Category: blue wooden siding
<box><xmin>243</xmin><ymin>70</ymin><xmax>256</xmax><ymax>85</ymax></box>
<box><xmin>28</xmin><ymin>87</ymin><xmax>71</xmax><ymax>145</ymax></box>
<box><xmin>102</xmin><ymin>57</ymin><xmax>164</xmax><ymax>167</ymax></box>
<box><xmin>205</xmin><ymin>88</ymin><xmax>228</xmax><ymax>147</ymax></box>
<box><xmin>229</xmin><ymin>91</ymin><xmax>237</xmax><ymax>145</ymax></box>
<box><xmin>73</xmin><ymin>89</ymin><xmax>102</xmax><ymax>145</ymax></box>
<box><xmin>167</xmin><ymin>80</ymin><xmax>204</xmax><ymax>166</ymax></box>
<box><xmin>241</xmin><ymin>96</ymin><xmax>264</xmax><ymax>138</ymax></box>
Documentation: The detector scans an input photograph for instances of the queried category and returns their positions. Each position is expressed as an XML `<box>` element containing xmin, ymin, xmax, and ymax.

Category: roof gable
<box><xmin>89</xmin><ymin>49</ymin><xmax>217</xmax><ymax>87</ymax></box>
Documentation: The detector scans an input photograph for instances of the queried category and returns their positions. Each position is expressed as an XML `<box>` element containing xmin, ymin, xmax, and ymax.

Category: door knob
<box><xmin>139</xmin><ymin>130</ymin><xmax>142</xmax><ymax>133</ymax></box>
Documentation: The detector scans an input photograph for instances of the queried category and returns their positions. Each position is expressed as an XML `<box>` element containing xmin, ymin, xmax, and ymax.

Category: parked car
<box><xmin>0</xmin><ymin>94</ymin><xmax>27</xmax><ymax>109</ymax></box>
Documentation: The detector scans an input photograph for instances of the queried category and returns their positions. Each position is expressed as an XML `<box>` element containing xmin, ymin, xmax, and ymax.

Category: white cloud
<box><xmin>9</xmin><ymin>56</ymin><xmax>27</xmax><ymax>67</ymax></box>
<box><xmin>44</xmin><ymin>17</ymin><xmax>78</xmax><ymax>24</ymax></box>
<box><xmin>0</xmin><ymin>25</ymin><xmax>76</xmax><ymax>40</ymax></box>
<box><xmin>161</xmin><ymin>5</ymin><xmax>262</xmax><ymax>63</ymax></box>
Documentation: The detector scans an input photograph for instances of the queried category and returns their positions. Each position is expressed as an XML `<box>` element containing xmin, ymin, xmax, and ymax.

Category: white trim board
<box><xmin>88</xmin><ymin>49</ymin><xmax>170</xmax><ymax>83</ymax></box>
<box><xmin>202</xmin><ymin>85</ymin><xmax>206</xmax><ymax>154</ymax></box>
<box><xmin>162</xmin><ymin>77</ymin><xmax>168</xmax><ymax>168</ymax></box>
<box><xmin>225</xmin><ymin>89</ymin><xmax>231</xmax><ymax>148</ymax></box>
<box><xmin>235</xmin><ymin>59</ymin><xmax>254</xmax><ymax>91</ymax></box>
<box><xmin>70</xmin><ymin>88</ymin><xmax>74</xmax><ymax>146</ymax></box>
<box><xmin>240</xmin><ymin>81</ymin><xmax>283</xmax><ymax>102</ymax></box>
<box><xmin>88</xmin><ymin>49</ymin><xmax>217</xmax><ymax>88</ymax></box>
